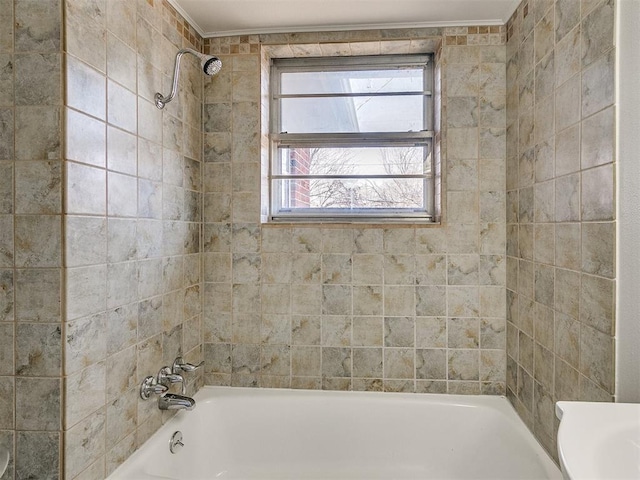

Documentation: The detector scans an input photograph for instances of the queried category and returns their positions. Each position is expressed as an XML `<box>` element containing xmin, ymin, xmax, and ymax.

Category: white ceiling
<box><xmin>169</xmin><ymin>0</ymin><xmax>520</xmax><ymax>38</ymax></box>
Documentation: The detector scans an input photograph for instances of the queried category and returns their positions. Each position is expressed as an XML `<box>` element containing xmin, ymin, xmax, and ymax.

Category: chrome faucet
<box><xmin>157</xmin><ymin>366</ymin><xmax>186</xmax><ymax>394</ymax></box>
<box><xmin>158</xmin><ymin>393</ymin><xmax>196</xmax><ymax>411</ymax></box>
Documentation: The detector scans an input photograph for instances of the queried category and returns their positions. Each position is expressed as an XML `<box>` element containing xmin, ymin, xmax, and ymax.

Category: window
<box><xmin>269</xmin><ymin>54</ymin><xmax>434</xmax><ymax>222</ymax></box>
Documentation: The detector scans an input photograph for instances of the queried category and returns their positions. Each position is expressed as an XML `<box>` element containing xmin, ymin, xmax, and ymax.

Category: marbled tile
<box><xmin>291</xmin><ymin>346</ymin><xmax>321</xmax><ymax>376</ymax></box>
<box><xmin>555</xmin><ymin>173</ymin><xmax>580</xmax><ymax>222</ymax></box>
<box><xmin>447</xmin><ymin>255</ymin><xmax>479</xmax><ymax>285</ymax></box>
<box><xmin>322</xmin><ymin>254</ymin><xmax>352</xmax><ymax>285</ymax></box>
<box><xmin>351</xmin><ymin>316</ymin><xmax>382</xmax><ymax>347</ymax></box>
<box><xmin>106</xmin><ymin>32</ymin><xmax>136</xmax><ymax>92</ymax></box>
<box><xmin>534</xmin><ymin>263</ymin><xmax>554</xmax><ymax>307</ymax></box>
<box><xmin>14</xmin><ymin>268</ymin><xmax>60</xmax><ymax>322</ymax></box>
<box><xmin>66</xmin><ymin>56</ymin><xmax>106</xmax><ymax>120</ymax></box>
<box><xmin>555</xmin><ymin>223</ymin><xmax>581</xmax><ymax>270</ymax></box>
<box><xmin>260</xmin><ymin>345</ymin><xmax>290</xmax><ymax>376</ymax></box>
<box><xmin>581</xmin><ymin>49</ymin><xmax>615</xmax><ymax>119</ymax></box>
<box><xmin>580</xmin><ymin>324</ymin><xmax>614</xmax><ymax>392</ymax></box>
<box><xmin>14</xmin><ymin>161</ymin><xmax>61</xmax><ymax>214</ymax></box>
<box><xmin>384</xmin><ymin>316</ymin><xmax>414</xmax><ymax>347</ymax></box>
<box><xmin>448</xmin><ymin>349</ymin><xmax>479</xmax><ymax>380</ymax></box>
<box><xmin>447</xmin><ymin>97</ymin><xmax>478</xmax><ymax>127</ymax></box>
<box><xmin>323</xmin><ymin>228</ymin><xmax>355</xmax><ymax>254</ymax></box>
<box><xmin>16</xmin><ymin>432</ymin><xmax>60</xmax><ymax>480</ymax></box>
<box><xmin>0</xmin><ymin>269</ymin><xmax>15</xmax><ymax>322</ymax></box>
<box><xmin>14</xmin><ymin>215</ymin><xmax>60</xmax><ymax>267</ymax></box>
<box><xmin>15</xmin><ymin>53</ymin><xmax>61</xmax><ymax>107</ymax></box>
<box><xmin>581</xmin><ymin>163</ymin><xmax>614</xmax><ymax>221</ymax></box>
<box><xmin>107</xmin><ymin>172</ymin><xmax>137</xmax><ymax>218</ymax></box>
<box><xmin>581</xmin><ymin>0</ymin><xmax>614</xmax><ymax>67</ymax></box>
<box><xmin>0</xmin><ymin>163</ymin><xmax>12</xmax><ymax>215</ymax></box>
<box><xmin>446</xmin><ymin>64</ymin><xmax>479</xmax><ymax>96</ymax></box>
<box><xmin>555</xmin><ymin>312</ymin><xmax>580</xmax><ymax>368</ymax></box>
<box><xmin>582</xmin><ymin>222</ymin><xmax>614</xmax><ymax>278</ymax></box>
<box><xmin>66</xmin><ymin>312</ymin><xmax>106</xmax><ymax>375</ymax></box>
<box><xmin>137</xmin><ymin>179</ymin><xmax>162</xmax><ymax>219</ymax></box>
<box><xmin>554</xmin><ymin>74</ymin><xmax>580</xmax><ymax>134</ymax></box>
<box><xmin>580</xmin><ymin>273</ymin><xmax>614</xmax><ymax>334</ymax></box>
<box><xmin>66</xmin><ymin>216</ymin><xmax>107</xmax><ymax>267</ymax></box>
<box><xmin>581</xmin><ymin>106</ymin><xmax>614</xmax><ymax>169</ymax></box>
<box><xmin>448</xmin><ymin>286</ymin><xmax>479</xmax><ymax>317</ymax></box>
<box><xmin>447</xmin><ymin>158</ymin><xmax>478</xmax><ymax>191</ymax></box>
<box><xmin>65</xmin><ymin>409</ymin><xmax>106</xmax><ymax>480</ymax></box>
<box><xmin>65</xmin><ymin>361</ymin><xmax>106</xmax><ymax>428</ymax></box>
<box><xmin>65</xmin><ymin>0</ymin><xmax>106</xmax><ymax>73</ymax></box>
<box><xmin>447</xmin><ymin>127</ymin><xmax>478</xmax><ymax>160</ymax></box>
<box><xmin>384</xmin><ymin>348</ymin><xmax>413</xmax><ymax>379</ymax></box>
<box><xmin>480</xmin><ymin>317</ymin><xmax>506</xmax><ymax>349</ymax></box>
<box><xmin>137</xmin><ymin>297</ymin><xmax>162</xmax><ymax>341</ymax></box>
<box><xmin>352</xmin><ymin>254</ymin><xmax>383</xmax><ymax>285</ymax></box>
<box><xmin>0</xmin><ymin>108</ymin><xmax>14</xmax><ymax>160</ymax></box>
<box><xmin>261</xmin><ymin>284</ymin><xmax>289</xmax><ymax>315</ymax></box>
<box><xmin>231</xmin><ymin>344</ymin><xmax>261</xmax><ymax>374</ymax></box>
<box><xmin>15</xmin><ymin>377</ymin><xmax>60</xmax><ymax>430</ymax></box>
<box><xmin>0</xmin><ymin>377</ymin><xmax>13</xmax><ymax>429</ymax></box>
<box><xmin>0</xmin><ymin>215</ymin><xmax>12</xmax><ymax>267</ymax></box>
<box><xmin>15</xmin><ymin>322</ymin><xmax>61</xmax><ymax>376</ymax></box>
<box><xmin>322</xmin><ymin>347</ymin><xmax>351</xmax><ymax>377</ymax></box>
<box><xmin>15</xmin><ymin>106</ymin><xmax>61</xmax><ymax>160</ymax></box>
<box><xmin>14</xmin><ymin>0</ymin><xmax>62</xmax><ymax>52</ymax></box>
<box><xmin>352</xmin><ymin>348</ymin><xmax>383</xmax><ymax>378</ymax></box>
<box><xmin>107</xmin><ymin>80</ymin><xmax>137</xmax><ymax>134</ymax></box>
<box><xmin>66</xmin><ymin>264</ymin><xmax>107</xmax><ymax>320</ymax></box>
<box><xmin>448</xmin><ymin>317</ymin><xmax>479</xmax><ymax>348</ymax></box>
<box><xmin>417</xmin><ymin>254</ymin><xmax>448</xmax><ymax>287</ymax></box>
<box><xmin>555</xmin><ymin>124</ymin><xmax>580</xmax><ymax>177</ymax></box>
<box><xmin>384</xmin><ymin>255</ymin><xmax>415</xmax><ymax>285</ymax></box>
<box><xmin>415</xmin><ymin>348</ymin><xmax>446</xmax><ymax>379</ymax></box>
<box><xmin>555</xmin><ymin>0</ymin><xmax>580</xmax><ymax>43</ymax></box>
<box><xmin>66</xmin><ymin>162</ymin><xmax>106</xmax><ymax>215</ymax></box>
<box><xmin>354</xmin><ymin>229</ymin><xmax>383</xmax><ymax>254</ymax></box>
<box><xmin>322</xmin><ymin>284</ymin><xmax>351</xmax><ymax>315</ymax></box>
<box><xmin>555</xmin><ymin>24</ymin><xmax>581</xmax><ymax>87</ymax></box>
<box><xmin>137</xmin><ymin>98</ymin><xmax>162</xmax><ymax>144</ymax></box>
<box><xmin>415</xmin><ymin>285</ymin><xmax>446</xmax><ymax>316</ymax></box>
<box><xmin>555</xmin><ymin>267</ymin><xmax>580</xmax><ymax>320</ymax></box>
<box><xmin>106</xmin><ymin>261</ymin><xmax>137</xmax><ymax>309</ymax></box>
<box><xmin>533</xmin><ymin>95</ymin><xmax>554</xmax><ymax>144</ymax></box>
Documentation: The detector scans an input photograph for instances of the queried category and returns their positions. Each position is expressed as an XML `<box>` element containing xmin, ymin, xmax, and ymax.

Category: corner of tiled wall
<box><xmin>0</xmin><ymin>0</ymin><xmax>65</xmax><ymax>478</ymax></box>
<box><xmin>505</xmin><ymin>0</ymin><xmax>616</xmax><ymax>460</ymax></box>
<box><xmin>201</xmin><ymin>27</ymin><xmax>508</xmax><ymax>395</ymax></box>
<box><xmin>62</xmin><ymin>0</ymin><xmax>205</xmax><ymax>478</ymax></box>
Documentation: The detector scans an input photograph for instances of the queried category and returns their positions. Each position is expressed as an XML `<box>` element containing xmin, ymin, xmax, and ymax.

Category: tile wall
<box><xmin>505</xmin><ymin>0</ymin><xmax>616</xmax><ymax>458</ymax></box>
<box><xmin>202</xmin><ymin>28</ymin><xmax>509</xmax><ymax>394</ymax></box>
<box><xmin>0</xmin><ymin>0</ymin><xmax>64</xmax><ymax>478</ymax></box>
<box><xmin>61</xmin><ymin>0</ymin><xmax>204</xmax><ymax>478</ymax></box>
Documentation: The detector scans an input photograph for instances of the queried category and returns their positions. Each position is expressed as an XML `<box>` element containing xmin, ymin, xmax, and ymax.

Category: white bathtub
<box><xmin>108</xmin><ymin>386</ymin><xmax>561</xmax><ymax>480</ymax></box>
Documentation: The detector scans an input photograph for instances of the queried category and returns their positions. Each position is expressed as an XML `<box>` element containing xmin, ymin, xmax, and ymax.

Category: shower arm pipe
<box><xmin>155</xmin><ymin>48</ymin><xmax>199</xmax><ymax>109</ymax></box>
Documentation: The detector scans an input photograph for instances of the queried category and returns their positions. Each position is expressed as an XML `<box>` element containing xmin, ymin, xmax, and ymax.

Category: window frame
<box><xmin>269</xmin><ymin>54</ymin><xmax>435</xmax><ymax>223</ymax></box>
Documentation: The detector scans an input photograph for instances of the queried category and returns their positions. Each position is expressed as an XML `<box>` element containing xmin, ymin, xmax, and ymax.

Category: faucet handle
<box><xmin>172</xmin><ymin>357</ymin><xmax>204</xmax><ymax>374</ymax></box>
<box><xmin>157</xmin><ymin>366</ymin><xmax>186</xmax><ymax>394</ymax></box>
<box><xmin>140</xmin><ymin>375</ymin><xmax>168</xmax><ymax>400</ymax></box>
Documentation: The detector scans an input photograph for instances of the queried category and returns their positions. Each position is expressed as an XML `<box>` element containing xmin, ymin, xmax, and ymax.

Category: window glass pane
<box><xmin>273</xmin><ymin>177</ymin><xmax>425</xmax><ymax>211</ymax></box>
<box><xmin>280</xmin><ymin>95</ymin><xmax>424</xmax><ymax>133</ymax></box>
<box><xmin>281</xmin><ymin>68</ymin><xmax>424</xmax><ymax>95</ymax></box>
<box><xmin>277</xmin><ymin>146</ymin><xmax>429</xmax><ymax>176</ymax></box>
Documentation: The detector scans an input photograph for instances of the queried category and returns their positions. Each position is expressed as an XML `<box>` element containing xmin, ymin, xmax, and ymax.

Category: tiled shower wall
<box><xmin>202</xmin><ymin>28</ymin><xmax>509</xmax><ymax>394</ymax></box>
<box><xmin>62</xmin><ymin>0</ymin><xmax>204</xmax><ymax>478</ymax></box>
<box><xmin>505</xmin><ymin>0</ymin><xmax>616</xmax><ymax>458</ymax></box>
<box><xmin>0</xmin><ymin>0</ymin><xmax>64</xmax><ymax>479</ymax></box>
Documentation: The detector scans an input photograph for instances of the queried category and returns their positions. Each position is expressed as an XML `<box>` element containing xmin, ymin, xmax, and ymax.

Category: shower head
<box><xmin>201</xmin><ymin>55</ymin><xmax>223</xmax><ymax>76</ymax></box>
<box><xmin>155</xmin><ymin>48</ymin><xmax>223</xmax><ymax>109</ymax></box>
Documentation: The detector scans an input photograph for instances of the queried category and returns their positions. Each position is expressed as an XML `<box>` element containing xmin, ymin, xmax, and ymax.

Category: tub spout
<box><xmin>158</xmin><ymin>393</ymin><xmax>196</xmax><ymax>411</ymax></box>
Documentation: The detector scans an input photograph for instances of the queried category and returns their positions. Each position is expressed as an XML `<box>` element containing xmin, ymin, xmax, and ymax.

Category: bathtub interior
<box><xmin>109</xmin><ymin>387</ymin><xmax>561</xmax><ymax>480</ymax></box>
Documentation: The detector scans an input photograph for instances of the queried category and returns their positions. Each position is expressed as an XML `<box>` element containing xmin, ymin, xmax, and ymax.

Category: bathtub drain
<box><xmin>169</xmin><ymin>431</ymin><xmax>184</xmax><ymax>454</ymax></box>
